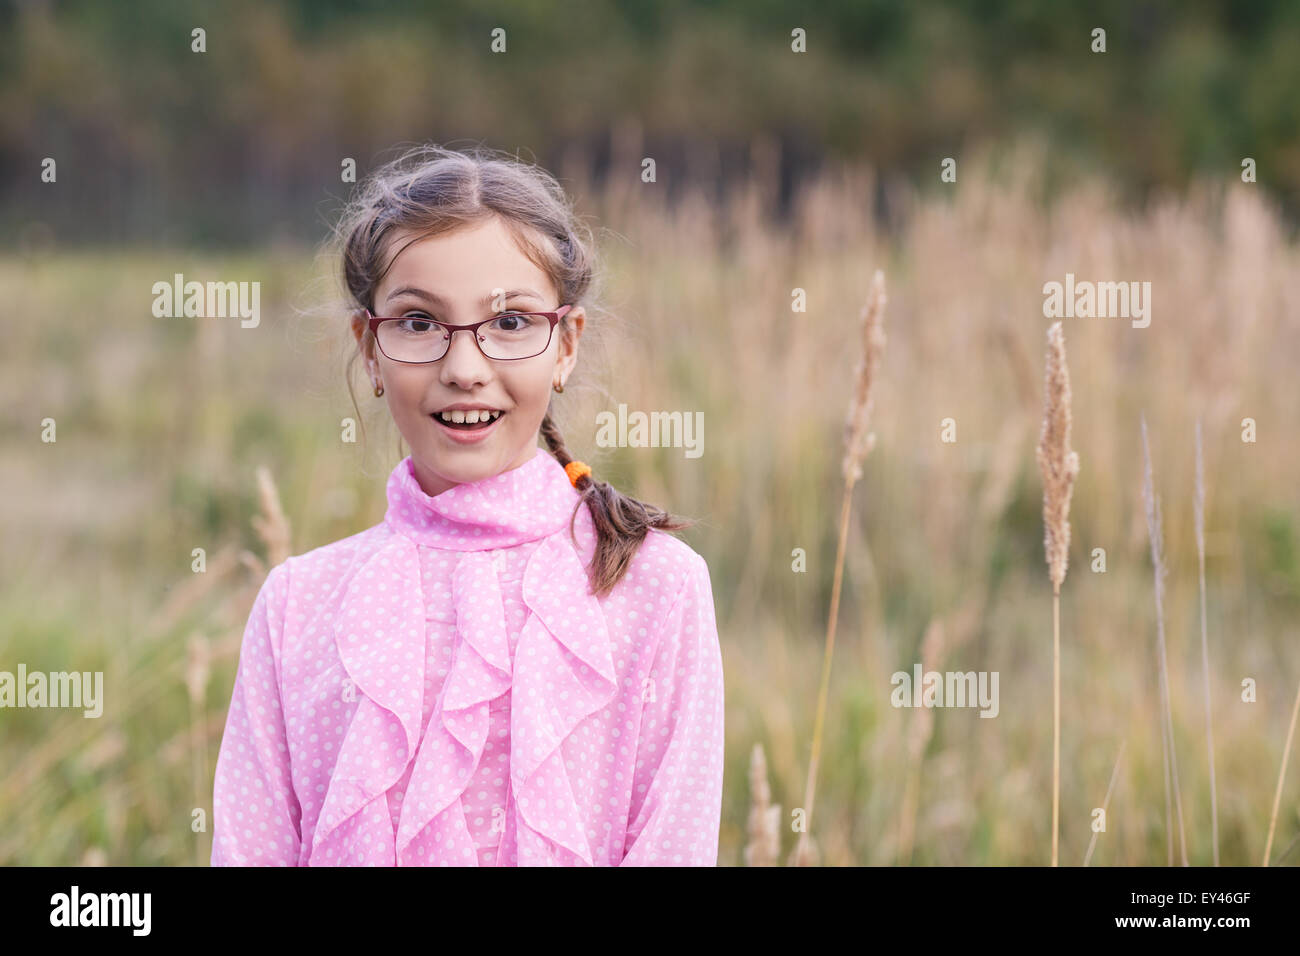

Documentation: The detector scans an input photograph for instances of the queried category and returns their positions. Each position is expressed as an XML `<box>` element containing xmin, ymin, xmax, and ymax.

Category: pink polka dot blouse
<box><xmin>211</xmin><ymin>446</ymin><xmax>725</xmax><ymax>866</ymax></box>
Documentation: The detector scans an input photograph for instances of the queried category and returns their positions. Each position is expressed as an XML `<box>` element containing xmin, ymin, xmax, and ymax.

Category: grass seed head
<box><xmin>1036</xmin><ymin>321</ymin><xmax>1079</xmax><ymax>591</ymax></box>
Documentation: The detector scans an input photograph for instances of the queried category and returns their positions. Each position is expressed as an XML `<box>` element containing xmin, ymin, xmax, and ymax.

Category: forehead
<box><xmin>375</xmin><ymin>219</ymin><xmax>555</xmax><ymax>306</ymax></box>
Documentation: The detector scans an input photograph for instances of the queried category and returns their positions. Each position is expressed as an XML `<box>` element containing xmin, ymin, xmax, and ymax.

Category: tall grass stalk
<box><xmin>1194</xmin><ymin>419</ymin><xmax>1219</xmax><ymax>865</ymax></box>
<box><xmin>1036</xmin><ymin>321</ymin><xmax>1079</xmax><ymax>867</ymax></box>
<box><xmin>791</xmin><ymin>270</ymin><xmax>886</xmax><ymax>866</ymax></box>
<box><xmin>1262</xmin><ymin>680</ymin><xmax>1300</xmax><ymax>865</ymax></box>
<box><xmin>744</xmin><ymin>742</ymin><xmax>781</xmax><ymax>866</ymax></box>
<box><xmin>251</xmin><ymin>464</ymin><xmax>292</xmax><ymax>571</ymax></box>
<box><xmin>1141</xmin><ymin>414</ymin><xmax>1189</xmax><ymax>865</ymax></box>
<box><xmin>898</xmin><ymin>617</ymin><xmax>942</xmax><ymax>865</ymax></box>
<box><xmin>1083</xmin><ymin>739</ymin><xmax>1126</xmax><ymax>866</ymax></box>
<box><xmin>186</xmin><ymin>632</ymin><xmax>210</xmax><ymax>866</ymax></box>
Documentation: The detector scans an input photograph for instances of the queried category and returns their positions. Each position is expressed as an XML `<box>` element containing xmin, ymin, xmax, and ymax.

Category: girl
<box><xmin>210</xmin><ymin>145</ymin><xmax>725</xmax><ymax>866</ymax></box>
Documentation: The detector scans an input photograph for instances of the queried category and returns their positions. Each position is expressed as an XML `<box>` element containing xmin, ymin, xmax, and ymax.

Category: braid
<box><xmin>539</xmin><ymin>412</ymin><xmax>694</xmax><ymax>598</ymax></box>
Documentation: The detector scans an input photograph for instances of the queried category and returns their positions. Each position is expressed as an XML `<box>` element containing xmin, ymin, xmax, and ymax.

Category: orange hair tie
<box><xmin>564</xmin><ymin>460</ymin><xmax>592</xmax><ymax>487</ymax></box>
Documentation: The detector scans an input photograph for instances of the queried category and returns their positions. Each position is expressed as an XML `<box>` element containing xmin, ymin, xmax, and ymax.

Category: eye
<box><xmin>395</xmin><ymin>313</ymin><xmax>438</xmax><ymax>334</ymax></box>
<box><xmin>490</xmin><ymin>312</ymin><xmax>537</xmax><ymax>333</ymax></box>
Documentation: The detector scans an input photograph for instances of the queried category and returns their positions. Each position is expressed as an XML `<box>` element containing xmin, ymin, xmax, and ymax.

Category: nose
<box><xmin>437</xmin><ymin>325</ymin><xmax>494</xmax><ymax>389</ymax></box>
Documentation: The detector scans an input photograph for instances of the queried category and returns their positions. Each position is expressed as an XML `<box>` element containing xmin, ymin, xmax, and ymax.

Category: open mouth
<box><xmin>432</xmin><ymin>409</ymin><xmax>506</xmax><ymax>432</ymax></box>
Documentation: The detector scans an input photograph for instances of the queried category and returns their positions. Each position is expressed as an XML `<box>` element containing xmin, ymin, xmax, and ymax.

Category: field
<box><xmin>2</xmin><ymin>144</ymin><xmax>1298</xmax><ymax>865</ymax></box>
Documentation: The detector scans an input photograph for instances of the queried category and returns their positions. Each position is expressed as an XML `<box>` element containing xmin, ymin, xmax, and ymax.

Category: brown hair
<box><xmin>330</xmin><ymin>143</ymin><xmax>692</xmax><ymax>597</ymax></box>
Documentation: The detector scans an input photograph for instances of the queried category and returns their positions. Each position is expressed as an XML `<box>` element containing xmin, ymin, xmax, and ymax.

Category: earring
<box><xmin>553</xmin><ymin>379</ymin><xmax>564</xmax><ymax>394</ymax></box>
<box><xmin>374</xmin><ymin>380</ymin><xmax>384</xmax><ymax>397</ymax></box>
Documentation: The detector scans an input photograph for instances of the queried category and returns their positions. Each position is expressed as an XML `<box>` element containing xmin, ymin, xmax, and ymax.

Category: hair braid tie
<box><xmin>564</xmin><ymin>460</ymin><xmax>592</xmax><ymax>488</ymax></box>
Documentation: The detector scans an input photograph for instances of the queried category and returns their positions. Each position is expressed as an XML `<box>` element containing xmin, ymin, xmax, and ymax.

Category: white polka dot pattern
<box><xmin>211</xmin><ymin>447</ymin><xmax>725</xmax><ymax>866</ymax></box>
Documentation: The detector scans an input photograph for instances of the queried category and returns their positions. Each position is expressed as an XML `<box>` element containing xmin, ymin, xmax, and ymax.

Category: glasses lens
<box><xmin>376</xmin><ymin>318</ymin><xmax>448</xmax><ymax>362</ymax></box>
<box><xmin>479</xmin><ymin>313</ymin><xmax>553</xmax><ymax>360</ymax></box>
<box><xmin>376</xmin><ymin>314</ymin><xmax>553</xmax><ymax>362</ymax></box>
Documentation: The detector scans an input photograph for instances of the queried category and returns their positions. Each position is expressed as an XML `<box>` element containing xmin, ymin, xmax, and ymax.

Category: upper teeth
<box><xmin>439</xmin><ymin>409</ymin><xmax>502</xmax><ymax>424</ymax></box>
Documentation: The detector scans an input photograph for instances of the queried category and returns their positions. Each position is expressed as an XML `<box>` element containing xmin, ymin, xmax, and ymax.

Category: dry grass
<box><xmin>4</xmin><ymin>143</ymin><xmax>1299</xmax><ymax>865</ymax></box>
<box><xmin>1036</xmin><ymin>320</ymin><xmax>1079</xmax><ymax>866</ymax></box>
<box><xmin>248</xmin><ymin>464</ymin><xmax>292</xmax><ymax>573</ymax></box>
<box><xmin>1037</xmin><ymin>322</ymin><xmax>1080</xmax><ymax>595</ymax></box>
<box><xmin>1141</xmin><ymin>415</ymin><xmax>1190</xmax><ymax>865</ymax></box>
<box><xmin>744</xmin><ymin>742</ymin><xmax>781</xmax><ymax>866</ymax></box>
<box><xmin>1194</xmin><ymin>418</ymin><xmax>1219</xmax><ymax>865</ymax></box>
<box><xmin>897</xmin><ymin>605</ymin><xmax>978</xmax><ymax>864</ymax></box>
<box><xmin>1263</xmin><ymin>682</ymin><xmax>1300</xmax><ymax>865</ymax></box>
<box><xmin>790</xmin><ymin>270</ymin><xmax>886</xmax><ymax>867</ymax></box>
<box><xmin>1083</xmin><ymin>740</ymin><xmax>1126</xmax><ymax>866</ymax></box>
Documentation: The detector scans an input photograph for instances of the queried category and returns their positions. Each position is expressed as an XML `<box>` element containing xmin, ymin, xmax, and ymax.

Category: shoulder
<box><xmin>623</xmin><ymin>531</ymin><xmax>721</xmax><ymax>687</ymax></box>
<box><xmin>277</xmin><ymin>522</ymin><xmax>391</xmax><ymax>588</ymax></box>
<box><xmin>568</xmin><ymin>492</ymin><xmax>708</xmax><ymax>602</ymax></box>
<box><xmin>619</xmin><ymin>527</ymin><xmax>713</xmax><ymax>615</ymax></box>
<box><xmin>254</xmin><ymin>522</ymin><xmax>392</xmax><ymax>617</ymax></box>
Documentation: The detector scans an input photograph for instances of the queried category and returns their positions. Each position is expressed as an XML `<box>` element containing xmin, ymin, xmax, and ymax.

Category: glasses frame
<box><xmin>365</xmin><ymin>304</ymin><xmax>572</xmax><ymax>364</ymax></box>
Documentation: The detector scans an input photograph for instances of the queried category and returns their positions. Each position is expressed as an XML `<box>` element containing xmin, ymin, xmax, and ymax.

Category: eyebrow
<box><xmin>384</xmin><ymin>286</ymin><xmax>544</xmax><ymax>307</ymax></box>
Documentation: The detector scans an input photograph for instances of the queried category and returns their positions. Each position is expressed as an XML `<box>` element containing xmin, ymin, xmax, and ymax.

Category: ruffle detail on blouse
<box><xmin>308</xmin><ymin>533</ymin><xmax>427</xmax><ymax>866</ymax></box>
<box><xmin>308</xmin><ymin>521</ymin><xmax>616</xmax><ymax>866</ymax></box>
<box><xmin>508</xmin><ymin>530</ymin><xmax>617</xmax><ymax>865</ymax></box>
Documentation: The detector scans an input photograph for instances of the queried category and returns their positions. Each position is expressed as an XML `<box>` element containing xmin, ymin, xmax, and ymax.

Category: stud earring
<box><xmin>553</xmin><ymin>379</ymin><xmax>564</xmax><ymax>394</ymax></box>
<box><xmin>374</xmin><ymin>380</ymin><xmax>384</xmax><ymax>397</ymax></box>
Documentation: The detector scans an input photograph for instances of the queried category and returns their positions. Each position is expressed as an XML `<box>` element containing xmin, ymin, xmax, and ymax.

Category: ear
<box><xmin>556</xmin><ymin>305</ymin><xmax>585</xmax><ymax>377</ymax></box>
<box><xmin>350</xmin><ymin>309</ymin><xmax>379</xmax><ymax>376</ymax></box>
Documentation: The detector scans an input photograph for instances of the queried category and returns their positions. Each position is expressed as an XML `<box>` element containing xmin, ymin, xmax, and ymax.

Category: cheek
<box><xmin>385</xmin><ymin>372</ymin><xmax>434</xmax><ymax>423</ymax></box>
<box><xmin>504</xmin><ymin>367</ymin><xmax>556</xmax><ymax>412</ymax></box>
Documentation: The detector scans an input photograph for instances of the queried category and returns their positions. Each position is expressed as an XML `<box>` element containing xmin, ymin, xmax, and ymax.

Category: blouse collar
<box><xmin>384</xmin><ymin>446</ymin><xmax>581</xmax><ymax>551</ymax></box>
<box><xmin>311</xmin><ymin>445</ymin><xmax>619</xmax><ymax>866</ymax></box>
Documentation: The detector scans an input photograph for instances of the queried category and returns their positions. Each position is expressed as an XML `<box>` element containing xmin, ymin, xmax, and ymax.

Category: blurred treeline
<box><xmin>3</xmin><ymin>0</ymin><xmax>1300</xmax><ymax>248</ymax></box>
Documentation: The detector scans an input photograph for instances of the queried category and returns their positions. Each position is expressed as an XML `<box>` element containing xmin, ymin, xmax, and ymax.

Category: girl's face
<box><xmin>351</xmin><ymin>217</ymin><xmax>584</xmax><ymax>498</ymax></box>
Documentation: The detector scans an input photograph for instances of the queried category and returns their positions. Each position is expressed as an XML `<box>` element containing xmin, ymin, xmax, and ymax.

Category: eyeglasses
<box><xmin>365</xmin><ymin>305</ymin><xmax>572</xmax><ymax>363</ymax></box>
